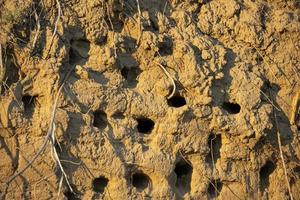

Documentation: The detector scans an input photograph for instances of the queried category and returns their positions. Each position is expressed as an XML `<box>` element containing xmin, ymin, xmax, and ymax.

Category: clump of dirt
<box><xmin>0</xmin><ymin>0</ymin><xmax>300</xmax><ymax>199</ymax></box>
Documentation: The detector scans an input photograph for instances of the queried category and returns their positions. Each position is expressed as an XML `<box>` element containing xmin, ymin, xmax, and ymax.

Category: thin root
<box><xmin>2</xmin><ymin>64</ymin><xmax>74</xmax><ymax>193</ymax></box>
<box><xmin>155</xmin><ymin>61</ymin><xmax>176</xmax><ymax>99</ymax></box>
<box><xmin>45</xmin><ymin>0</ymin><xmax>62</xmax><ymax>59</ymax></box>
<box><xmin>136</xmin><ymin>0</ymin><xmax>142</xmax><ymax>47</ymax></box>
<box><xmin>274</xmin><ymin>110</ymin><xmax>294</xmax><ymax>200</ymax></box>
<box><xmin>31</xmin><ymin>9</ymin><xmax>41</xmax><ymax>52</ymax></box>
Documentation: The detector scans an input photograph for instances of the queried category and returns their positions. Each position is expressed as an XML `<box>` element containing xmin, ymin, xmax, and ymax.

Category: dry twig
<box><xmin>50</xmin><ymin>124</ymin><xmax>73</xmax><ymax>193</ymax></box>
<box><xmin>56</xmin><ymin>175</ymin><xmax>64</xmax><ymax>199</ymax></box>
<box><xmin>2</xmin><ymin>65</ymin><xmax>74</xmax><ymax>197</ymax></box>
<box><xmin>0</xmin><ymin>44</ymin><xmax>5</xmax><ymax>94</ymax></box>
<box><xmin>290</xmin><ymin>91</ymin><xmax>300</xmax><ymax>125</ymax></box>
<box><xmin>136</xmin><ymin>0</ymin><xmax>142</xmax><ymax>46</ymax></box>
<box><xmin>31</xmin><ymin>9</ymin><xmax>41</xmax><ymax>52</ymax></box>
<box><xmin>155</xmin><ymin>61</ymin><xmax>176</xmax><ymax>99</ymax></box>
<box><xmin>178</xmin><ymin>150</ymin><xmax>242</xmax><ymax>200</ymax></box>
<box><xmin>163</xmin><ymin>0</ymin><xmax>168</xmax><ymax>17</ymax></box>
<box><xmin>105</xmin><ymin>3</ymin><xmax>117</xmax><ymax>59</ymax></box>
<box><xmin>274</xmin><ymin>110</ymin><xmax>294</xmax><ymax>200</ymax></box>
<box><xmin>209</xmin><ymin>133</ymin><xmax>219</xmax><ymax>198</ymax></box>
<box><xmin>45</xmin><ymin>0</ymin><xmax>62</xmax><ymax>59</ymax></box>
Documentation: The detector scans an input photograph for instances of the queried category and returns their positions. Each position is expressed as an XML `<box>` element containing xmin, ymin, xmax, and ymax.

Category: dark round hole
<box><xmin>158</xmin><ymin>36</ymin><xmax>173</xmax><ymax>56</ymax></box>
<box><xmin>260</xmin><ymin>161</ymin><xmax>276</xmax><ymax>180</ymax></box>
<box><xmin>121</xmin><ymin>67</ymin><xmax>129</xmax><ymax>79</ymax></box>
<box><xmin>132</xmin><ymin>172</ymin><xmax>150</xmax><ymax>191</ymax></box>
<box><xmin>174</xmin><ymin>159</ymin><xmax>193</xmax><ymax>194</ymax></box>
<box><xmin>63</xmin><ymin>191</ymin><xmax>80</xmax><ymax>200</ymax></box>
<box><xmin>175</xmin><ymin>160</ymin><xmax>193</xmax><ymax>178</ymax></box>
<box><xmin>69</xmin><ymin>38</ymin><xmax>90</xmax><ymax>65</ymax></box>
<box><xmin>120</xmin><ymin>66</ymin><xmax>140</xmax><ymax>88</ymax></box>
<box><xmin>92</xmin><ymin>176</ymin><xmax>109</xmax><ymax>193</ymax></box>
<box><xmin>222</xmin><ymin>102</ymin><xmax>241</xmax><ymax>114</ymax></box>
<box><xmin>136</xmin><ymin>117</ymin><xmax>154</xmax><ymax>134</ymax></box>
<box><xmin>167</xmin><ymin>96</ymin><xmax>186</xmax><ymax>108</ymax></box>
<box><xmin>207</xmin><ymin>180</ymin><xmax>223</xmax><ymax>199</ymax></box>
<box><xmin>22</xmin><ymin>95</ymin><xmax>37</xmax><ymax>116</ymax></box>
<box><xmin>93</xmin><ymin>111</ymin><xmax>108</xmax><ymax>129</ymax></box>
<box><xmin>22</xmin><ymin>95</ymin><xmax>36</xmax><ymax>108</ymax></box>
<box><xmin>260</xmin><ymin>161</ymin><xmax>276</xmax><ymax>191</ymax></box>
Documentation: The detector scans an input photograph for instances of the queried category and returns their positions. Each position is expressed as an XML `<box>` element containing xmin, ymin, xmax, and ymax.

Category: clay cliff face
<box><xmin>0</xmin><ymin>0</ymin><xmax>300</xmax><ymax>199</ymax></box>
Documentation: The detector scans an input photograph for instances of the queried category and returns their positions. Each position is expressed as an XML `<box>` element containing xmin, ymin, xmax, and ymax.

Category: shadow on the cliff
<box><xmin>259</xmin><ymin>80</ymin><xmax>294</xmax><ymax>146</ymax></box>
<box><xmin>0</xmin><ymin>136</ymin><xmax>19</xmax><ymax>174</ymax></box>
<box><xmin>211</xmin><ymin>47</ymin><xmax>236</xmax><ymax>107</ymax></box>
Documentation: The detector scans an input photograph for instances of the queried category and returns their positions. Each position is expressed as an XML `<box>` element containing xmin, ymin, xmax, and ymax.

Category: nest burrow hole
<box><xmin>167</xmin><ymin>95</ymin><xmax>186</xmax><ymax>108</ymax></box>
<box><xmin>136</xmin><ymin>117</ymin><xmax>154</xmax><ymax>134</ymax></box>
<box><xmin>120</xmin><ymin>66</ymin><xmax>140</xmax><ymax>88</ymax></box>
<box><xmin>93</xmin><ymin>110</ymin><xmax>108</xmax><ymax>129</ymax></box>
<box><xmin>207</xmin><ymin>180</ymin><xmax>223</xmax><ymax>199</ymax></box>
<box><xmin>157</xmin><ymin>36</ymin><xmax>173</xmax><ymax>56</ymax></box>
<box><xmin>22</xmin><ymin>95</ymin><xmax>37</xmax><ymax>115</ymax></box>
<box><xmin>174</xmin><ymin>159</ymin><xmax>193</xmax><ymax>194</ymax></box>
<box><xmin>92</xmin><ymin>176</ymin><xmax>109</xmax><ymax>194</ymax></box>
<box><xmin>69</xmin><ymin>38</ymin><xmax>90</xmax><ymax>65</ymax></box>
<box><xmin>206</xmin><ymin>133</ymin><xmax>222</xmax><ymax>167</ymax></box>
<box><xmin>260</xmin><ymin>160</ymin><xmax>276</xmax><ymax>192</ymax></box>
<box><xmin>131</xmin><ymin>172</ymin><xmax>151</xmax><ymax>191</ymax></box>
<box><xmin>222</xmin><ymin>102</ymin><xmax>241</xmax><ymax>114</ymax></box>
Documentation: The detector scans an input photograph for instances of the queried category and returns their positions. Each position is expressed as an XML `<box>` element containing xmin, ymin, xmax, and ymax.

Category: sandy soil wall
<box><xmin>0</xmin><ymin>0</ymin><xmax>300</xmax><ymax>199</ymax></box>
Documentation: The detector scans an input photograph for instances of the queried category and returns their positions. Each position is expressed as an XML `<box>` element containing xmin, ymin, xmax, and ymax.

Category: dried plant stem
<box><xmin>274</xmin><ymin>110</ymin><xmax>294</xmax><ymax>200</ymax></box>
<box><xmin>45</xmin><ymin>0</ymin><xmax>62</xmax><ymax>59</ymax></box>
<box><xmin>0</xmin><ymin>44</ymin><xmax>5</xmax><ymax>94</ymax></box>
<box><xmin>31</xmin><ymin>9</ymin><xmax>41</xmax><ymax>52</ymax></box>
<box><xmin>2</xmin><ymin>66</ymin><xmax>74</xmax><ymax>195</ymax></box>
<box><xmin>136</xmin><ymin>0</ymin><xmax>142</xmax><ymax>46</ymax></box>
<box><xmin>50</xmin><ymin>124</ymin><xmax>73</xmax><ymax>192</ymax></box>
<box><xmin>250</xmin><ymin>81</ymin><xmax>281</xmax><ymax>111</ymax></box>
<box><xmin>210</xmin><ymin>134</ymin><xmax>218</xmax><ymax>198</ymax></box>
<box><xmin>178</xmin><ymin>150</ymin><xmax>242</xmax><ymax>200</ymax></box>
<box><xmin>155</xmin><ymin>62</ymin><xmax>176</xmax><ymax>99</ymax></box>
<box><xmin>163</xmin><ymin>1</ymin><xmax>168</xmax><ymax>17</ymax></box>
<box><xmin>56</xmin><ymin>176</ymin><xmax>64</xmax><ymax>199</ymax></box>
<box><xmin>251</xmin><ymin>46</ymin><xmax>277</xmax><ymax>80</ymax></box>
<box><xmin>105</xmin><ymin>3</ymin><xmax>117</xmax><ymax>59</ymax></box>
<box><xmin>51</xmin><ymin>152</ymin><xmax>73</xmax><ymax>198</ymax></box>
<box><xmin>290</xmin><ymin>91</ymin><xmax>300</xmax><ymax>125</ymax></box>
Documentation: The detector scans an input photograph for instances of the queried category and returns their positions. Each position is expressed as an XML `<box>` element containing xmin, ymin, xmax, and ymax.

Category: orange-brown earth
<box><xmin>0</xmin><ymin>0</ymin><xmax>300</xmax><ymax>199</ymax></box>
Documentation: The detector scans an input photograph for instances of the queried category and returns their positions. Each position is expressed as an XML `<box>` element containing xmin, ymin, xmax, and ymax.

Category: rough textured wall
<box><xmin>0</xmin><ymin>0</ymin><xmax>300</xmax><ymax>199</ymax></box>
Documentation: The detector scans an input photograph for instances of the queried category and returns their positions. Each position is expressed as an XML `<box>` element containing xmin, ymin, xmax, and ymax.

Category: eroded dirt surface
<box><xmin>0</xmin><ymin>0</ymin><xmax>300</xmax><ymax>199</ymax></box>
